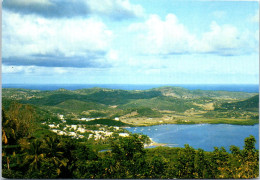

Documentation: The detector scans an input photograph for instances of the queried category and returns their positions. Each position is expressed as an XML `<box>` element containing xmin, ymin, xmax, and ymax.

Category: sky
<box><xmin>2</xmin><ymin>0</ymin><xmax>259</xmax><ymax>84</ymax></box>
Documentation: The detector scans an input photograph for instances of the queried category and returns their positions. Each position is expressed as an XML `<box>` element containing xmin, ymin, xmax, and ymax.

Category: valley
<box><xmin>2</xmin><ymin>86</ymin><xmax>259</xmax><ymax>127</ymax></box>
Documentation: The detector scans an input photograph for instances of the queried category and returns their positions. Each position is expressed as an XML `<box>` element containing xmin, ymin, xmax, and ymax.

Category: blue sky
<box><xmin>2</xmin><ymin>0</ymin><xmax>259</xmax><ymax>84</ymax></box>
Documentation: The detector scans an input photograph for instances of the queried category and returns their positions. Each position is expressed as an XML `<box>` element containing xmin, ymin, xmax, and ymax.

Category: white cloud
<box><xmin>52</xmin><ymin>67</ymin><xmax>68</xmax><ymax>74</ymax></box>
<box><xmin>2</xmin><ymin>64</ymin><xmax>70</xmax><ymax>75</ymax></box>
<box><xmin>129</xmin><ymin>14</ymin><xmax>196</xmax><ymax>55</ymax></box>
<box><xmin>2</xmin><ymin>10</ymin><xmax>115</xmax><ymax>68</ymax></box>
<box><xmin>106</xmin><ymin>50</ymin><xmax>119</xmax><ymax>61</ymax></box>
<box><xmin>129</xmin><ymin>14</ymin><xmax>258</xmax><ymax>56</ymax></box>
<box><xmin>3</xmin><ymin>10</ymin><xmax>112</xmax><ymax>58</ymax></box>
<box><xmin>197</xmin><ymin>21</ymin><xmax>249</xmax><ymax>55</ymax></box>
<box><xmin>87</xmin><ymin>0</ymin><xmax>144</xmax><ymax>20</ymax></box>
<box><xmin>1</xmin><ymin>65</ymin><xmax>61</xmax><ymax>75</ymax></box>
<box><xmin>2</xmin><ymin>65</ymin><xmax>28</xmax><ymax>74</ymax></box>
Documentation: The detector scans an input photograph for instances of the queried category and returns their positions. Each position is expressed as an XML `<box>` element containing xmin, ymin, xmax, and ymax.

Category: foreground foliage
<box><xmin>2</xmin><ymin>101</ymin><xmax>259</xmax><ymax>179</ymax></box>
<box><xmin>2</xmin><ymin>134</ymin><xmax>259</xmax><ymax>178</ymax></box>
<box><xmin>2</xmin><ymin>118</ymin><xmax>259</xmax><ymax>178</ymax></box>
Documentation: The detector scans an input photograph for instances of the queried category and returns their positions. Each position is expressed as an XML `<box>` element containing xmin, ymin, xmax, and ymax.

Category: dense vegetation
<box><xmin>2</xmin><ymin>101</ymin><xmax>259</xmax><ymax>179</ymax></box>
<box><xmin>2</xmin><ymin>87</ymin><xmax>258</xmax><ymax>125</ymax></box>
<box><xmin>216</xmin><ymin>95</ymin><xmax>259</xmax><ymax>112</ymax></box>
<box><xmin>203</xmin><ymin>95</ymin><xmax>259</xmax><ymax>121</ymax></box>
<box><xmin>2</xmin><ymin>87</ymin><xmax>259</xmax><ymax>178</ymax></box>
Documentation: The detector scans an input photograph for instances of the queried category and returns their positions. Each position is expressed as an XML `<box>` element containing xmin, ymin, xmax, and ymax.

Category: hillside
<box><xmin>216</xmin><ymin>95</ymin><xmax>259</xmax><ymax>112</ymax></box>
<box><xmin>2</xmin><ymin>99</ymin><xmax>58</xmax><ymax>141</ymax></box>
<box><xmin>203</xmin><ymin>95</ymin><xmax>259</xmax><ymax>121</ymax></box>
<box><xmin>153</xmin><ymin>86</ymin><xmax>257</xmax><ymax>99</ymax></box>
<box><xmin>56</xmin><ymin>99</ymin><xmax>107</xmax><ymax>112</ymax></box>
<box><xmin>2</xmin><ymin>86</ymin><xmax>258</xmax><ymax>126</ymax></box>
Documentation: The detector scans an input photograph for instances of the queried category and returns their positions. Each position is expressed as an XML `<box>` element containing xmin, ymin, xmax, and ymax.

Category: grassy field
<box><xmin>120</xmin><ymin>112</ymin><xmax>259</xmax><ymax>126</ymax></box>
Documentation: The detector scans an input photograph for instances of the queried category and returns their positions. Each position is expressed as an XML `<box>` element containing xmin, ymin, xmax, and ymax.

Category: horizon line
<box><xmin>2</xmin><ymin>83</ymin><xmax>259</xmax><ymax>85</ymax></box>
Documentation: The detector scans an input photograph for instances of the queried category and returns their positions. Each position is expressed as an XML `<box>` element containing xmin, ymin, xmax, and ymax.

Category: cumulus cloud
<box><xmin>2</xmin><ymin>65</ymin><xmax>70</xmax><ymax>75</ymax></box>
<box><xmin>3</xmin><ymin>0</ymin><xmax>144</xmax><ymax>20</ymax></box>
<box><xmin>2</xmin><ymin>10</ymin><xmax>113</xmax><ymax>68</ymax></box>
<box><xmin>2</xmin><ymin>65</ymin><xmax>30</xmax><ymax>74</ymax></box>
<box><xmin>129</xmin><ymin>14</ymin><xmax>258</xmax><ymax>56</ymax></box>
<box><xmin>197</xmin><ymin>21</ymin><xmax>254</xmax><ymax>56</ymax></box>
<box><xmin>129</xmin><ymin>14</ymin><xmax>196</xmax><ymax>55</ymax></box>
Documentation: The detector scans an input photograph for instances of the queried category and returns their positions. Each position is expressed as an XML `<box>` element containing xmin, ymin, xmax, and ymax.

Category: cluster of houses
<box><xmin>44</xmin><ymin>119</ymin><xmax>129</xmax><ymax>140</ymax></box>
<box><xmin>79</xmin><ymin>117</ymin><xmax>98</xmax><ymax>121</ymax></box>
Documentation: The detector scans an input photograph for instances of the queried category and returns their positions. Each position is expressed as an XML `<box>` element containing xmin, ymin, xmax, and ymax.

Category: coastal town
<box><xmin>43</xmin><ymin>114</ymin><xmax>131</xmax><ymax>140</ymax></box>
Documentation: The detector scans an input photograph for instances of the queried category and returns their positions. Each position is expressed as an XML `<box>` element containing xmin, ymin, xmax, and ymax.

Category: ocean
<box><xmin>2</xmin><ymin>84</ymin><xmax>259</xmax><ymax>93</ymax></box>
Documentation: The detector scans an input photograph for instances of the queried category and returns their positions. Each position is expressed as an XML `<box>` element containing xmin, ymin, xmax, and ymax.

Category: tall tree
<box><xmin>22</xmin><ymin>139</ymin><xmax>44</xmax><ymax>172</ymax></box>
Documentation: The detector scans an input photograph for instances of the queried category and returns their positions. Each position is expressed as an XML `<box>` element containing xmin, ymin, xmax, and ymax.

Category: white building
<box><xmin>119</xmin><ymin>133</ymin><xmax>129</xmax><ymax>137</ymax></box>
<box><xmin>104</xmin><ymin>132</ymin><xmax>113</xmax><ymax>137</ymax></box>
<box><xmin>57</xmin><ymin>131</ymin><xmax>66</xmax><ymax>135</ymax></box>
<box><xmin>68</xmin><ymin>132</ymin><xmax>77</xmax><ymax>137</ymax></box>
<box><xmin>51</xmin><ymin>129</ymin><xmax>59</xmax><ymax>133</ymax></box>
<box><xmin>58</xmin><ymin>114</ymin><xmax>64</xmax><ymax>120</ymax></box>
<box><xmin>77</xmin><ymin>128</ymin><xmax>86</xmax><ymax>133</ymax></box>
<box><xmin>48</xmin><ymin>124</ymin><xmax>56</xmax><ymax>128</ymax></box>
<box><xmin>115</xmin><ymin>117</ymin><xmax>120</xmax><ymax>121</ymax></box>
<box><xmin>78</xmin><ymin>135</ymin><xmax>84</xmax><ymax>139</ymax></box>
<box><xmin>88</xmin><ymin>134</ymin><xmax>93</xmax><ymax>138</ymax></box>
<box><xmin>71</xmin><ymin>125</ymin><xmax>77</xmax><ymax>130</ymax></box>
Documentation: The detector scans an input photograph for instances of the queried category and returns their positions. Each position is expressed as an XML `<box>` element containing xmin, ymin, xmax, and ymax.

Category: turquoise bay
<box><xmin>126</xmin><ymin>124</ymin><xmax>259</xmax><ymax>152</ymax></box>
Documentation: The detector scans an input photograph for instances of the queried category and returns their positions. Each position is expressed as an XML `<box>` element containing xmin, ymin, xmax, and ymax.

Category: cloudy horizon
<box><xmin>2</xmin><ymin>0</ymin><xmax>259</xmax><ymax>85</ymax></box>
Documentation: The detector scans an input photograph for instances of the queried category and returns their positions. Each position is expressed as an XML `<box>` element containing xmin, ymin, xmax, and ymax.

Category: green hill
<box><xmin>10</xmin><ymin>88</ymin><xmax>162</xmax><ymax>106</ymax></box>
<box><xmin>119</xmin><ymin>96</ymin><xmax>201</xmax><ymax>112</ymax></box>
<box><xmin>217</xmin><ymin>95</ymin><xmax>259</xmax><ymax>112</ymax></box>
<box><xmin>56</xmin><ymin>99</ymin><xmax>107</xmax><ymax>112</ymax></box>
<box><xmin>3</xmin><ymin>86</ymin><xmax>257</xmax><ymax>107</ymax></box>
<box><xmin>153</xmin><ymin>86</ymin><xmax>257</xmax><ymax>100</ymax></box>
<box><xmin>2</xmin><ymin>86</ymin><xmax>258</xmax><ymax>121</ymax></box>
<box><xmin>2</xmin><ymin>99</ymin><xmax>58</xmax><ymax>141</ymax></box>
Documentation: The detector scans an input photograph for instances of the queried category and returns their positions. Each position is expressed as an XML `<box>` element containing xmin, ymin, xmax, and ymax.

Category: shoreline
<box><xmin>144</xmin><ymin>138</ymin><xmax>167</xmax><ymax>148</ymax></box>
<box><xmin>129</xmin><ymin>121</ymin><xmax>259</xmax><ymax>127</ymax></box>
<box><xmin>122</xmin><ymin>118</ymin><xmax>259</xmax><ymax>127</ymax></box>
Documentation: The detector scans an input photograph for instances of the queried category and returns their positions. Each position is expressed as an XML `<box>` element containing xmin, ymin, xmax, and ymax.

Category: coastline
<box><xmin>144</xmin><ymin>138</ymin><xmax>167</xmax><ymax>148</ymax></box>
<box><xmin>127</xmin><ymin>120</ymin><xmax>259</xmax><ymax>127</ymax></box>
